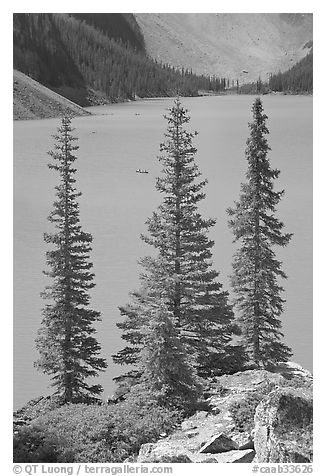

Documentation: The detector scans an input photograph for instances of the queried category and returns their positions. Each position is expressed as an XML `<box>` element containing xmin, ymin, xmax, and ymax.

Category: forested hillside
<box><xmin>70</xmin><ymin>13</ymin><xmax>146</xmax><ymax>52</ymax></box>
<box><xmin>269</xmin><ymin>49</ymin><xmax>313</xmax><ymax>93</ymax></box>
<box><xmin>13</xmin><ymin>13</ymin><xmax>225</xmax><ymax>106</ymax></box>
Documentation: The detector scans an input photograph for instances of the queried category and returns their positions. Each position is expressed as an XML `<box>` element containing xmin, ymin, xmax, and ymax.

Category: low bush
<box><xmin>229</xmin><ymin>380</ymin><xmax>277</xmax><ymax>433</ymax></box>
<box><xmin>13</xmin><ymin>425</ymin><xmax>62</xmax><ymax>463</ymax></box>
<box><xmin>14</xmin><ymin>387</ymin><xmax>181</xmax><ymax>463</ymax></box>
<box><xmin>229</xmin><ymin>392</ymin><xmax>264</xmax><ymax>433</ymax></box>
<box><xmin>106</xmin><ymin>383</ymin><xmax>183</xmax><ymax>461</ymax></box>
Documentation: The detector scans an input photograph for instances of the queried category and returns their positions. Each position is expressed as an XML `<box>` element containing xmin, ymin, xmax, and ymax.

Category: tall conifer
<box><xmin>138</xmin><ymin>298</ymin><xmax>201</xmax><ymax>410</ymax></box>
<box><xmin>114</xmin><ymin>99</ymin><xmax>239</xmax><ymax>380</ymax></box>
<box><xmin>227</xmin><ymin>98</ymin><xmax>292</xmax><ymax>367</ymax></box>
<box><xmin>35</xmin><ymin>116</ymin><xmax>107</xmax><ymax>403</ymax></box>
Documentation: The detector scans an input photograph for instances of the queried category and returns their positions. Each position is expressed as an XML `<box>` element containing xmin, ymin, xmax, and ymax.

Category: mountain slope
<box><xmin>13</xmin><ymin>13</ymin><xmax>226</xmax><ymax>108</ymax></box>
<box><xmin>69</xmin><ymin>13</ymin><xmax>146</xmax><ymax>52</ymax></box>
<box><xmin>13</xmin><ymin>70</ymin><xmax>90</xmax><ymax>120</ymax></box>
<box><xmin>135</xmin><ymin>13</ymin><xmax>313</xmax><ymax>83</ymax></box>
<box><xmin>269</xmin><ymin>49</ymin><xmax>313</xmax><ymax>92</ymax></box>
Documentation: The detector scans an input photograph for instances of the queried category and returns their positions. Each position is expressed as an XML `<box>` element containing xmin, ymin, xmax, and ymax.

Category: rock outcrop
<box><xmin>196</xmin><ymin>449</ymin><xmax>255</xmax><ymax>463</ymax></box>
<box><xmin>254</xmin><ymin>387</ymin><xmax>313</xmax><ymax>463</ymax></box>
<box><xmin>199</xmin><ymin>433</ymin><xmax>238</xmax><ymax>454</ymax></box>
<box><xmin>14</xmin><ymin>362</ymin><xmax>312</xmax><ymax>463</ymax></box>
<box><xmin>136</xmin><ymin>362</ymin><xmax>312</xmax><ymax>463</ymax></box>
<box><xmin>137</xmin><ymin>443</ymin><xmax>193</xmax><ymax>463</ymax></box>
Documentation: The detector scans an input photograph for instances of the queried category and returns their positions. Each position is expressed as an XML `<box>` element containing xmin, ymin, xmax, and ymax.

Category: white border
<box><xmin>4</xmin><ymin>3</ymin><xmax>323</xmax><ymax>473</ymax></box>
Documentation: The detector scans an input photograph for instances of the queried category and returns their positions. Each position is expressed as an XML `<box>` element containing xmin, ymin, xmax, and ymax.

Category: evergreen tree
<box><xmin>227</xmin><ymin>98</ymin><xmax>293</xmax><ymax>367</ymax></box>
<box><xmin>114</xmin><ymin>99</ymin><xmax>240</xmax><ymax>380</ymax></box>
<box><xmin>35</xmin><ymin>116</ymin><xmax>107</xmax><ymax>403</ymax></box>
<box><xmin>139</xmin><ymin>298</ymin><xmax>201</xmax><ymax>410</ymax></box>
<box><xmin>14</xmin><ymin>13</ymin><xmax>225</xmax><ymax>106</ymax></box>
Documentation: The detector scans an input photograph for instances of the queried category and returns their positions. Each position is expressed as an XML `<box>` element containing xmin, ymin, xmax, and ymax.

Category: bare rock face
<box><xmin>199</xmin><ymin>433</ymin><xmax>238</xmax><ymax>453</ymax></box>
<box><xmin>254</xmin><ymin>387</ymin><xmax>313</xmax><ymax>463</ymax></box>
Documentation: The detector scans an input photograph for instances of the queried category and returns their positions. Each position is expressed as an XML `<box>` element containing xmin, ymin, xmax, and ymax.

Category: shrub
<box><xmin>14</xmin><ymin>389</ymin><xmax>181</xmax><ymax>463</ymax></box>
<box><xmin>106</xmin><ymin>384</ymin><xmax>182</xmax><ymax>461</ymax></box>
<box><xmin>13</xmin><ymin>425</ymin><xmax>61</xmax><ymax>463</ymax></box>
<box><xmin>229</xmin><ymin>380</ymin><xmax>277</xmax><ymax>433</ymax></box>
<box><xmin>32</xmin><ymin>403</ymin><xmax>115</xmax><ymax>462</ymax></box>
<box><xmin>229</xmin><ymin>392</ymin><xmax>264</xmax><ymax>433</ymax></box>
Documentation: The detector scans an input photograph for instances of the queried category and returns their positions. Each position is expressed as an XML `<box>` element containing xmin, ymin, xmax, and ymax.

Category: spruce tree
<box><xmin>139</xmin><ymin>298</ymin><xmax>201</xmax><ymax>410</ymax></box>
<box><xmin>227</xmin><ymin>98</ymin><xmax>293</xmax><ymax>367</ymax></box>
<box><xmin>114</xmin><ymin>99</ymin><xmax>239</xmax><ymax>380</ymax></box>
<box><xmin>35</xmin><ymin>116</ymin><xmax>107</xmax><ymax>403</ymax></box>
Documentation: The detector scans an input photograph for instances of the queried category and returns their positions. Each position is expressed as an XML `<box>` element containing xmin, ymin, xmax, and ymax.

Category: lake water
<box><xmin>13</xmin><ymin>95</ymin><xmax>312</xmax><ymax>409</ymax></box>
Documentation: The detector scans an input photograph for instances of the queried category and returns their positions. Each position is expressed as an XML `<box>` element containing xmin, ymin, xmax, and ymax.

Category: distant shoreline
<box><xmin>14</xmin><ymin>75</ymin><xmax>313</xmax><ymax>122</ymax></box>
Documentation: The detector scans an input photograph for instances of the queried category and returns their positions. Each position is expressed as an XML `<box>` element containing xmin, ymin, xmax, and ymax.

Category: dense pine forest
<box><xmin>268</xmin><ymin>49</ymin><xmax>313</xmax><ymax>93</ymax></box>
<box><xmin>237</xmin><ymin>49</ymin><xmax>313</xmax><ymax>95</ymax></box>
<box><xmin>13</xmin><ymin>13</ymin><xmax>226</xmax><ymax>106</ymax></box>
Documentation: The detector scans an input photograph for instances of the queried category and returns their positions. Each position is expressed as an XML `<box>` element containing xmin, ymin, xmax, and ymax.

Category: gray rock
<box><xmin>216</xmin><ymin>369</ymin><xmax>285</xmax><ymax>393</ymax></box>
<box><xmin>231</xmin><ymin>432</ymin><xmax>254</xmax><ymax>450</ymax></box>
<box><xmin>150</xmin><ymin>453</ymin><xmax>193</xmax><ymax>463</ymax></box>
<box><xmin>137</xmin><ymin>443</ymin><xmax>193</xmax><ymax>463</ymax></box>
<box><xmin>254</xmin><ymin>387</ymin><xmax>313</xmax><ymax>463</ymax></box>
<box><xmin>196</xmin><ymin>449</ymin><xmax>255</xmax><ymax>463</ymax></box>
<box><xmin>216</xmin><ymin>449</ymin><xmax>256</xmax><ymax>463</ymax></box>
<box><xmin>199</xmin><ymin>433</ymin><xmax>238</xmax><ymax>454</ymax></box>
<box><xmin>197</xmin><ymin>455</ymin><xmax>219</xmax><ymax>463</ymax></box>
<box><xmin>137</xmin><ymin>443</ymin><xmax>155</xmax><ymax>462</ymax></box>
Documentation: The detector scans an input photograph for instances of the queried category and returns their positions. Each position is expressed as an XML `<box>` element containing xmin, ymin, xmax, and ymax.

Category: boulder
<box><xmin>196</xmin><ymin>449</ymin><xmax>255</xmax><ymax>463</ymax></box>
<box><xmin>135</xmin><ymin>367</ymin><xmax>313</xmax><ymax>465</ymax></box>
<box><xmin>231</xmin><ymin>431</ymin><xmax>254</xmax><ymax>450</ymax></box>
<box><xmin>137</xmin><ymin>443</ymin><xmax>155</xmax><ymax>462</ymax></box>
<box><xmin>215</xmin><ymin>369</ymin><xmax>285</xmax><ymax>394</ymax></box>
<box><xmin>197</xmin><ymin>456</ymin><xmax>219</xmax><ymax>463</ymax></box>
<box><xmin>199</xmin><ymin>433</ymin><xmax>238</xmax><ymax>453</ymax></box>
<box><xmin>137</xmin><ymin>443</ymin><xmax>193</xmax><ymax>463</ymax></box>
<box><xmin>254</xmin><ymin>387</ymin><xmax>313</xmax><ymax>463</ymax></box>
<box><xmin>216</xmin><ymin>449</ymin><xmax>256</xmax><ymax>463</ymax></box>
